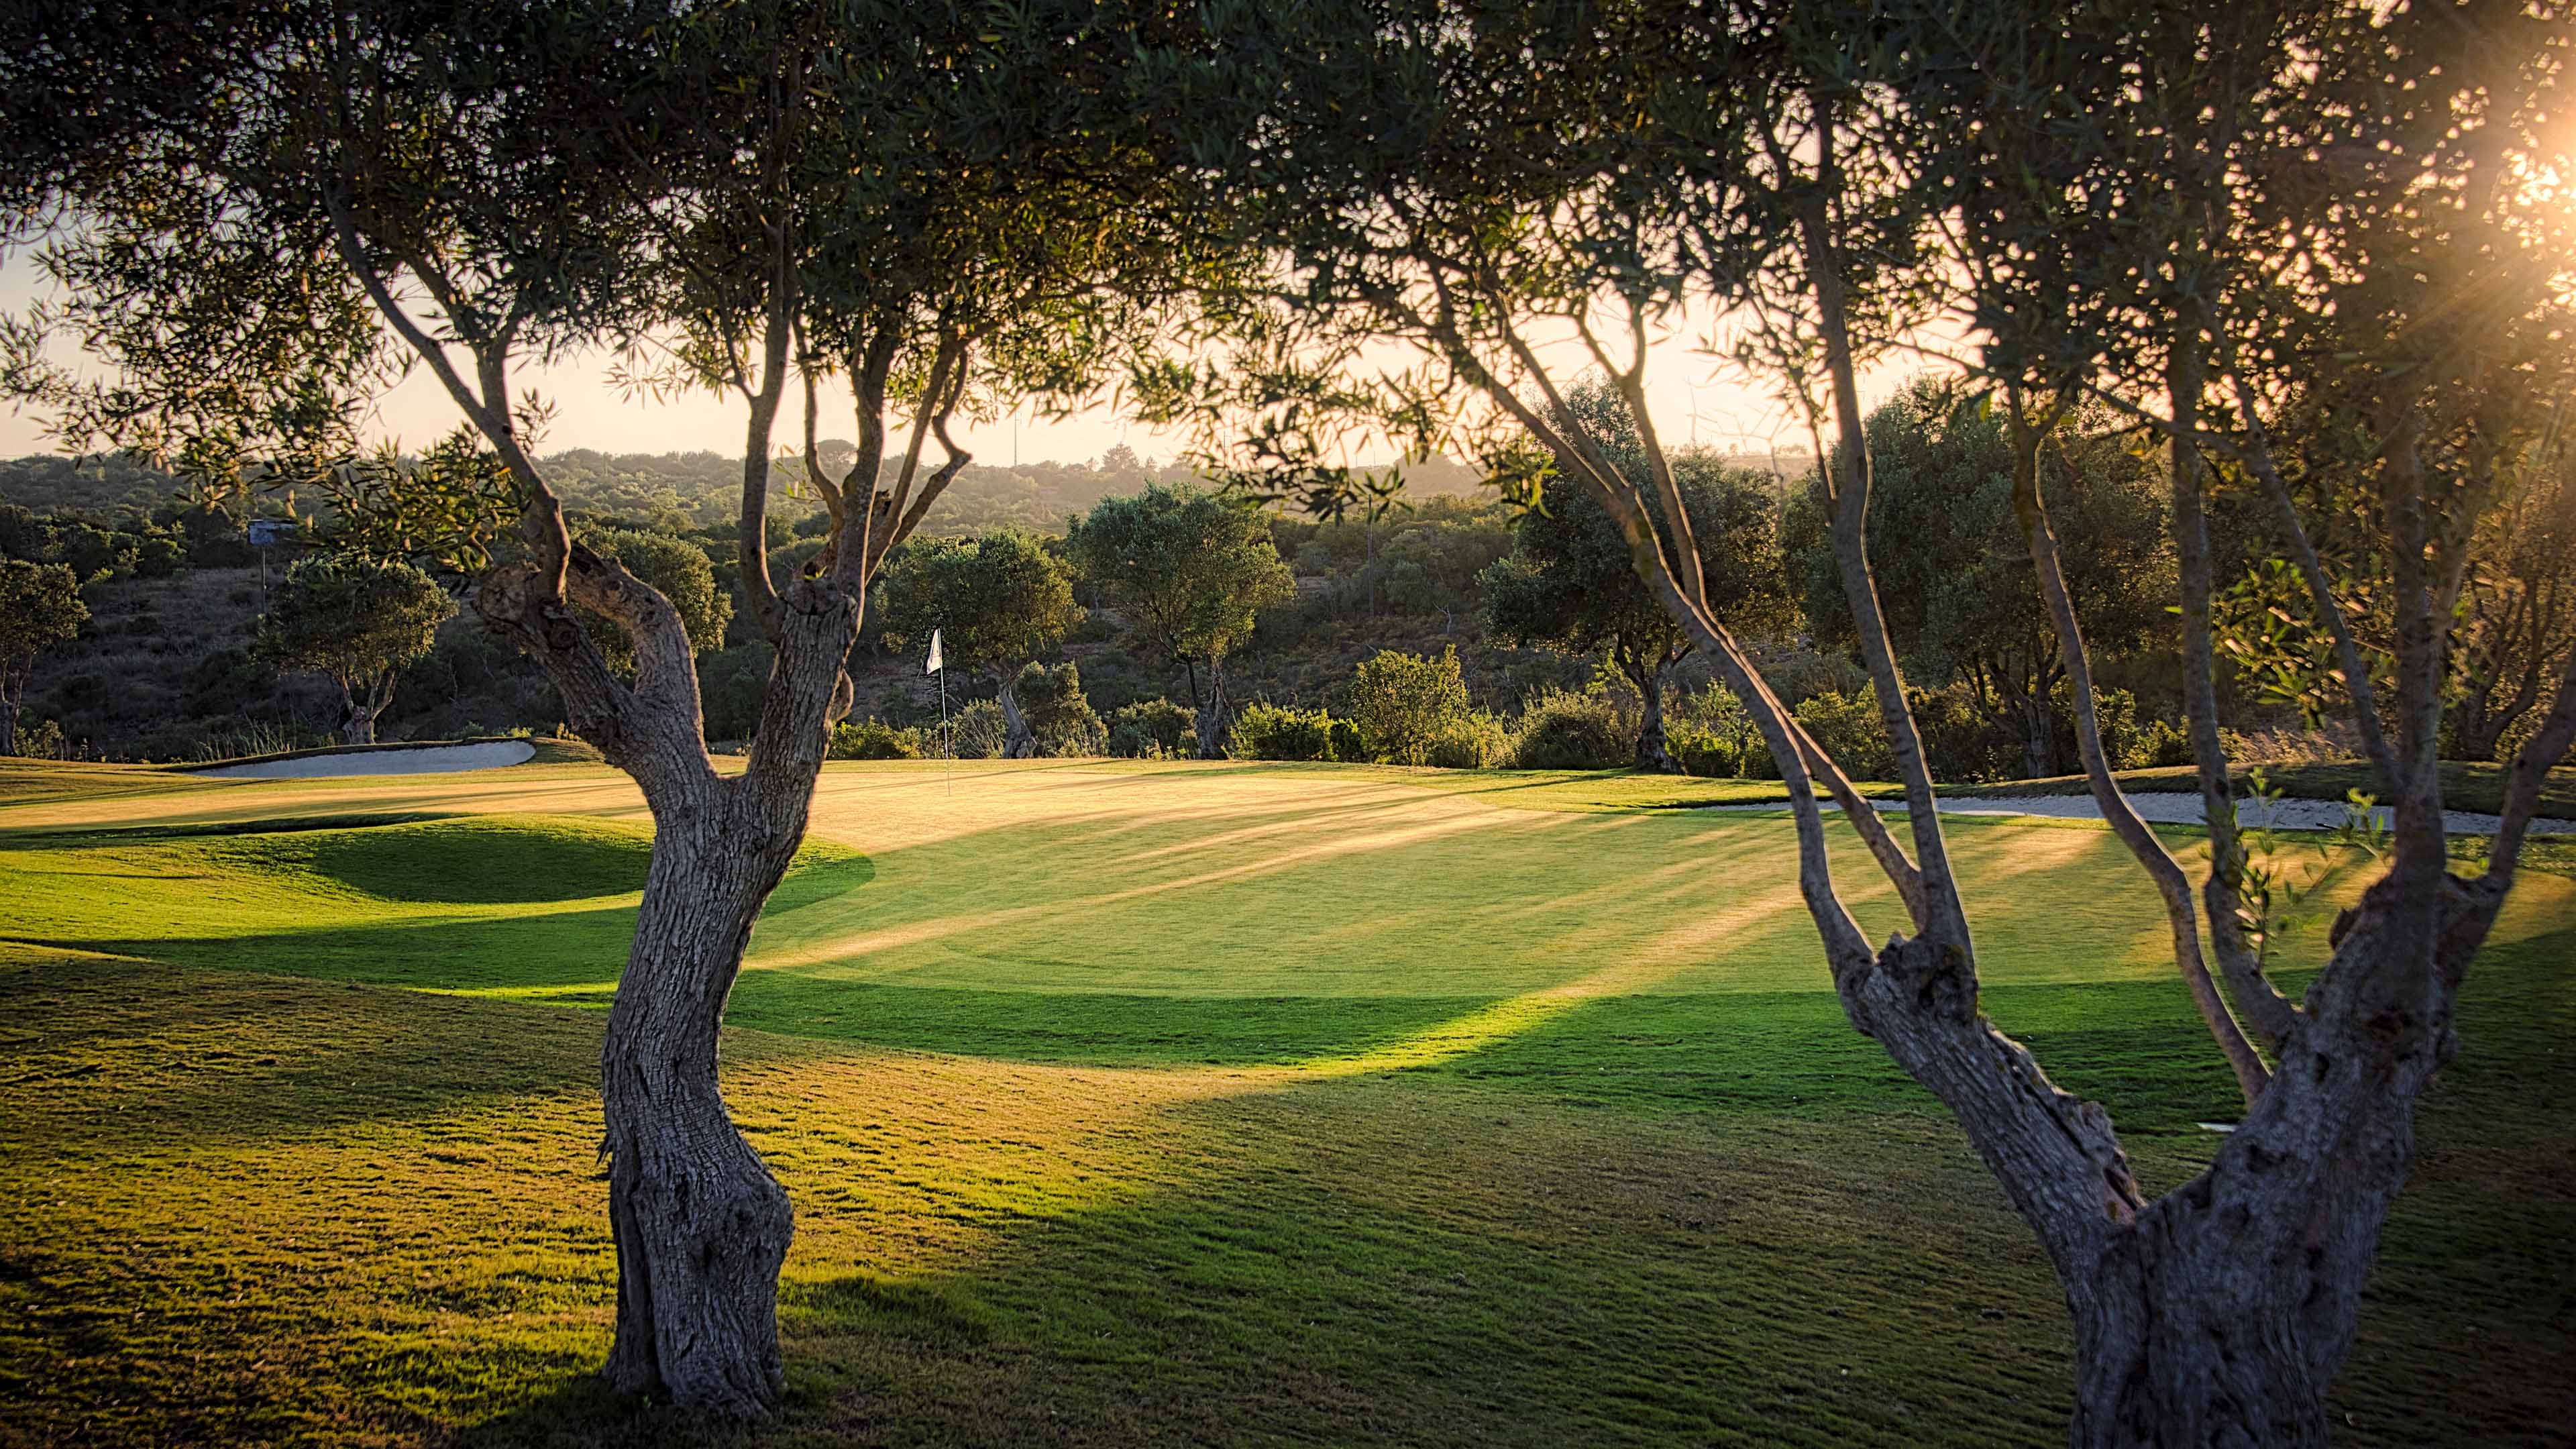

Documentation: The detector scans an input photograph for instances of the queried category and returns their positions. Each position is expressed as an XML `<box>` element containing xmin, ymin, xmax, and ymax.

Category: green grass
<box><xmin>1</xmin><ymin>757</ymin><xmax>2571</xmax><ymax>1447</ymax></box>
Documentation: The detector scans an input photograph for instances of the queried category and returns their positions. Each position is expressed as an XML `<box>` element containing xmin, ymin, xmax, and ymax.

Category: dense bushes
<box><xmin>828</xmin><ymin>718</ymin><xmax>922</xmax><ymax>759</ymax></box>
<box><xmin>1228</xmin><ymin>702</ymin><xmax>1345</xmax><ymax>761</ymax></box>
<box><xmin>1350</xmin><ymin>646</ymin><xmax>1474</xmax><ymax>765</ymax></box>
<box><xmin>1108</xmin><ymin>698</ymin><xmax>1195</xmax><ymax>757</ymax></box>
<box><xmin>1793</xmin><ymin>690</ymin><xmax>1896</xmax><ymax>783</ymax></box>
<box><xmin>1012</xmin><ymin>661</ymin><xmax>1107</xmax><ymax>756</ymax></box>
<box><xmin>1505</xmin><ymin>690</ymin><xmax>1627</xmax><ymax>769</ymax></box>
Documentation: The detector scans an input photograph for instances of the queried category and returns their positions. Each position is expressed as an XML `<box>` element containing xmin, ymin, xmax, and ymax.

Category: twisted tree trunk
<box><xmin>1193</xmin><ymin>655</ymin><xmax>1228</xmax><ymax>757</ymax></box>
<box><xmin>998</xmin><ymin>665</ymin><xmax>1036</xmax><ymax>758</ymax></box>
<box><xmin>598</xmin><ymin>786</ymin><xmax>804</xmax><ymax>1413</ymax></box>
<box><xmin>2063</xmin><ymin>867</ymin><xmax>2488</xmax><ymax>1446</ymax></box>
<box><xmin>0</xmin><ymin>658</ymin><xmax>25</xmax><ymax>757</ymax></box>
<box><xmin>1624</xmin><ymin>647</ymin><xmax>1678</xmax><ymax>772</ymax></box>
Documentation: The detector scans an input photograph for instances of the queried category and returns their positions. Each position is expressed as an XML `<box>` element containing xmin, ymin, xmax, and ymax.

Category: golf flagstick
<box><xmin>926</xmin><ymin>628</ymin><xmax>948</xmax><ymax>793</ymax></box>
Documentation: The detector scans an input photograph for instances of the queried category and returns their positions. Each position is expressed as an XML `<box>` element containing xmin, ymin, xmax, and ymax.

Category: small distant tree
<box><xmin>1350</xmin><ymin>645</ymin><xmax>1472</xmax><ymax>765</ymax></box>
<box><xmin>576</xmin><ymin>528</ymin><xmax>733</xmax><ymax>672</ymax></box>
<box><xmin>1485</xmin><ymin>378</ymin><xmax>1792</xmax><ymax>771</ymax></box>
<box><xmin>1067</xmin><ymin>484</ymin><xmax>1294</xmax><ymax>755</ymax></box>
<box><xmin>877</xmin><ymin>531</ymin><xmax>1081</xmax><ymax>757</ymax></box>
<box><xmin>0</xmin><ymin>559</ymin><xmax>86</xmax><ymax>757</ymax></box>
<box><xmin>254</xmin><ymin>557</ymin><xmax>452</xmax><ymax>745</ymax></box>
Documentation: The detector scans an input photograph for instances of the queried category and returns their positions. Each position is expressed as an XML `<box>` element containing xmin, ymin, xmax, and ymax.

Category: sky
<box><xmin>0</xmin><ymin>251</ymin><xmax>1904</xmax><ymax>472</ymax></box>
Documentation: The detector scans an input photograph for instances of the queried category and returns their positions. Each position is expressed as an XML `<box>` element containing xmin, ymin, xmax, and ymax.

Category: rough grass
<box><xmin>1</xmin><ymin>759</ymin><xmax>2571</xmax><ymax>1448</ymax></box>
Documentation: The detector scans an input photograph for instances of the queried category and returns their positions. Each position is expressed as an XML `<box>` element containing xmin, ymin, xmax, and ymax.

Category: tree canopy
<box><xmin>1485</xmin><ymin>377</ymin><xmax>1793</xmax><ymax>769</ymax></box>
<box><xmin>1066</xmin><ymin>484</ymin><xmax>1293</xmax><ymax>754</ymax></box>
<box><xmin>254</xmin><ymin>555</ymin><xmax>452</xmax><ymax>744</ymax></box>
<box><xmin>0</xmin><ymin>557</ymin><xmax>86</xmax><ymax>757</ymax></box>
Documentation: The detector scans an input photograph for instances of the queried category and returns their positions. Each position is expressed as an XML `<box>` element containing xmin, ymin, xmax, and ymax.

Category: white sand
<box><xmin>1708</xmin><ymin>790</ymin><xmax>2575</xmax><ymax>836</ymax></box>
<box><xmin>195</xmin><ymin>740</ymin><xmax>538</xmax><ymax>780</ymax></box>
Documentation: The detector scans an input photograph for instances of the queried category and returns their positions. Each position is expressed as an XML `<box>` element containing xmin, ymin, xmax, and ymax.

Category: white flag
<box><xmin>925</xmin><ymin>628</ymin><xmax>943</xmax><ymax>674</ymax></box>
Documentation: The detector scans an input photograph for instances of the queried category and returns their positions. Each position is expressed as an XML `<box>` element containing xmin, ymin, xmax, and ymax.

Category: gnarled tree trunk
<box><xmin>2063</xmin><ymin>869</ymin><xmax>2486</xmax><ymax>1446</ymax></box>
<box><xmin>597</xmin><ymin>786</ymin><xmax>805</xmax><ymax>1413</ymax></box>
<box><xmin>998</xmin><ymin>666</ymin><xmax>1036</xmax><ymax>758</ymax></box>
<box><xmin>1193</xmin><ymin>655</ymin><xmax>1228</xmax><ymax>757</ymax></box>
<box><xmin>1628</xmin><ymin>652</ymin><xmax>1678</xmax><ymax>772</ymax></box>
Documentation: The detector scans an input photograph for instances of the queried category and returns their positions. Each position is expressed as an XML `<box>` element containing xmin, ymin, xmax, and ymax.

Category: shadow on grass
<box><xmin>0</xmin><ymin>951</ymin><xmax>608</xmax><ymax>1149</ymax></box>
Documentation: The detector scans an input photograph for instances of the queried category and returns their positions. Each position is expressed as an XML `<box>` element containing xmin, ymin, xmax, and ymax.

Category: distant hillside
<box><xmin>0</xmin><ymin>444</ymin><xmax>1513</xmax><ymax>537</ymax></box>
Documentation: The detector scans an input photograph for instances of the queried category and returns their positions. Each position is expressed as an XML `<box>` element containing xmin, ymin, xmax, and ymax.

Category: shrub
<box><xmin>1327</xmin><ymin>716</ymin><xmax>1366</xmax><ymax>763</ymax></box>
<box><xmin>945</xmin><ymin>698</ymin><xmax>1009</xmax><ymax>759</ymax></box>
<box><xmin>1426</xmin><ymin>711</ymin><xmax>1507</xmax><ymax>769</ymax></box>
<box><xmin>1014</xmin><ymin>661</ymin><xmax>1107</xmax><ymax>756</ymax></box>
<box><xmin>1350</xmin><ymin>645</ymin><xmax>1474</xmax><ymax>764</ymax></box>
<box><xmin>1668</xmin><ymin>727</ymin><xmax>1737</xmax><ymax>778</ymax></box>
<box><xmin>1794</xmin><ymin>689</ymin><xmax>1895</xmax><ymax>782</ymax></box>
<box><xmin>2129</xmin><ymin>716</ymin><xmax>2194</xmax><ymax>769</ymax></box>
<box><xmin>1907</xmin><ymin>683</ymin><xmax>2017</xmax><ymax>784</ymax></box>
<box><xmin>1507</xmin><ymin>689</ymin><xmax>1628</xmax><ymax>769</ymax></box>
<box><xmin>828</xmin><ymin>717</ymin><xmax>921</xmax><ymax>759</ymax></box>
<box><xmin>1228</xmin><ymin>702</ymin><xmax>1341</xmax><ymax>761</ymax></box>
<box><xmin>1108</xmin><ymin>698</ymin><xmax>1195</xmax><ymax>758</ymax></box>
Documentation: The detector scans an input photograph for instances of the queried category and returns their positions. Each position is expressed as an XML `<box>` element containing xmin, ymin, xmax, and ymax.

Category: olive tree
<box><xmin>254</xmin><ymin>555</ymin><xmax>453</xmax><ymax>744</ymax></box>
<box><xmin>1781</xmin><ymin>378</ymin><xmax>2171</xmax><ymax>780</ymax></box>
<box><xmin>1148</xmin><ymin>0</ymin><xmax>2576</xmax><ymax>1440</ymax></box>
<box><xmin>1485</xmin><ymin>376</ymin><xmax>1792</xmax><ymax>771</ymax></box>
<box><xmin>1065</xmin><ymin>484</ymin><xmax>1294</xmax><ymax>755</ymax></box>
<box><xmin>8</xmin><ymin>0</ymin><xmax>1210</xmax><ymax>1414</ymax></box>
<box><xmin>875</xmin><ymin>531</ymin><xmax>1081</xmax><ymax>756</ymax></box>
<box><xmin>0</xmin><ymin>558</ymin><xmax>85</xmax><ymax>756</ymax></box>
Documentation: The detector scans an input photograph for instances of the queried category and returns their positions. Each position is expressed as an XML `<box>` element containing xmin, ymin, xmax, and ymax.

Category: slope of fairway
<box><xmin>2</xmin><ymin>759</ymin><xmax>2571</xmax><ymax>1448</ymax></box>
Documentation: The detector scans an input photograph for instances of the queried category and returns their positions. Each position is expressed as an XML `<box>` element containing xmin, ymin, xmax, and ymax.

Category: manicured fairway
<box><xmin>2</xmin><ymin>759</ymin><xmax>2571</xmax><ymax>1446</ymax></box>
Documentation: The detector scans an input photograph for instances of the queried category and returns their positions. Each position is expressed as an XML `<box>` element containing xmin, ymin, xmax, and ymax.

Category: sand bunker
<box><xmin>195</xmin><ymin>740</ymin><xmax>539</xmax><ymax>780</ymax></box>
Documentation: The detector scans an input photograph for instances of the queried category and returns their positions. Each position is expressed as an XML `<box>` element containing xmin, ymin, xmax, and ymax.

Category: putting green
<box><xmin>3</xmin><ymin>759</ymin><xmax>2571</xmax><ymax>1447</ymax></box>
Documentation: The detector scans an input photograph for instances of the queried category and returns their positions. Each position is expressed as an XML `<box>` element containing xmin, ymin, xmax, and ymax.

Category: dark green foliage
<box><xmin>1793</xmin><ymin>691</ymin><xmax>1895</xmax><ymax>785</ymax></box>
<box><xmin>947</xmin><ymin>699</ymin><xmax>1008</xmax><ymax>759</ymax></box>
<box><xmin>1067</xmin><ymin>484</ymin><xmax>1295</xmax><ymax>710</ymax></box>
<box><xmin>1228</xmin><ymin>702</ymin><xmax>1347</xmax><ymax>761</ymax></box>
<box><xmin>574</xmin><ymin>527</ymin><xmax>732</xmax><ymax>669</ymax></box>
<box><xmin>878</xmin><ymin>532</ymin><xmax>1081</xmax><ymax>681</ymax></box>
<box><xmin>1350</xmin><ymin>646</ymin><xmax>1474</xmax><ymax>765</ymax></box>
<box><xmin>1012</xmin><ymin>662</ymin><xmax>1106</xmax><ymax>757</ymax></box>
<box><xmin>254</xmin><ymin>558</ymin><xmax>451</xmax><ymax>693</ymax></box>
<box><xmin>1783</xmin><ymin>380</ymin><xmax>2169</xmax><ymax>780</ymax></box>
<box><xmin>1668</xmin><ymin>729</ymin><xmax>1737</xmax><ymax>779</ymax></box>
<box><xmin>1107</xmin><ymin>698</ymin><xmax>1196</xmax><ymax>757</ymax></box>
<box><xmin>696</xmin><ymin>643</ymin><xmax>774</xmax><ymax>743</ymax></box>
<box><xmin>1507</xmin><ymin>690</ymin><xmax>1629</xmax><ymax>771</ymax></box>
<box><xmin>828</xmin><ymin>718</ymin><xmax>922</xmax><ymax>760</ymax></box>
<box><xmin>0</xmin><ymin>557</ymin><xmax>87</xmax><ymax>755</ymax></box>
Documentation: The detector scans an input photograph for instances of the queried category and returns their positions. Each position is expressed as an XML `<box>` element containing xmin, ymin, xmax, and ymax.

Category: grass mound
<box><xmin>297</xmin><ymin>816</ymin><xmax>655</xmax><ymax>904</ymax></box>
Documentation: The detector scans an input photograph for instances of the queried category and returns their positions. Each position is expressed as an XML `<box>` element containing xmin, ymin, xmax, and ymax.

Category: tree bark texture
<box><xmin>2060</xmin><ymin>871</ymin><xmax>2494</xmax><ymax>1446</ymax></box>
<box><xmin>1194</xmin><ymin>655</ymin><xmax>1228</xmax><ymax>757</ymax></box>
<box><xmin>597</xmin><ymin>798</ymin><xmax>802</xmax><ymax>1413</ymax></box>
<box><xmin>998</xmin><ymin>668</ymin><xmax>1035</xmax><ymax>758</ymax></box>
<box><xmin>1625</xmin><ymin>649</ymin><xmax>1678</xmax><ymax>773</ymax></box>
<box><xmin>0</xmin><ymin>661</ymin><xmax>23</xmax><ymax>757</ymax></box>
<box><xmin>474</xmin><ymin>541</ymin><xmax>861</xmax><ymax>1415</ymax></box>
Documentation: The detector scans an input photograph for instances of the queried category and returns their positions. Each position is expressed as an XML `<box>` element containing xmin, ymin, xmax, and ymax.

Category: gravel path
<box><xmin>1708</xmin><ymin>790</ymin><xmax>2576</xmax><ymax>836</ymax></box>
<box><xmin>195</xmin><ymin>740</ymin><xmax>538</xmax><ymax>780</ymax></box>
